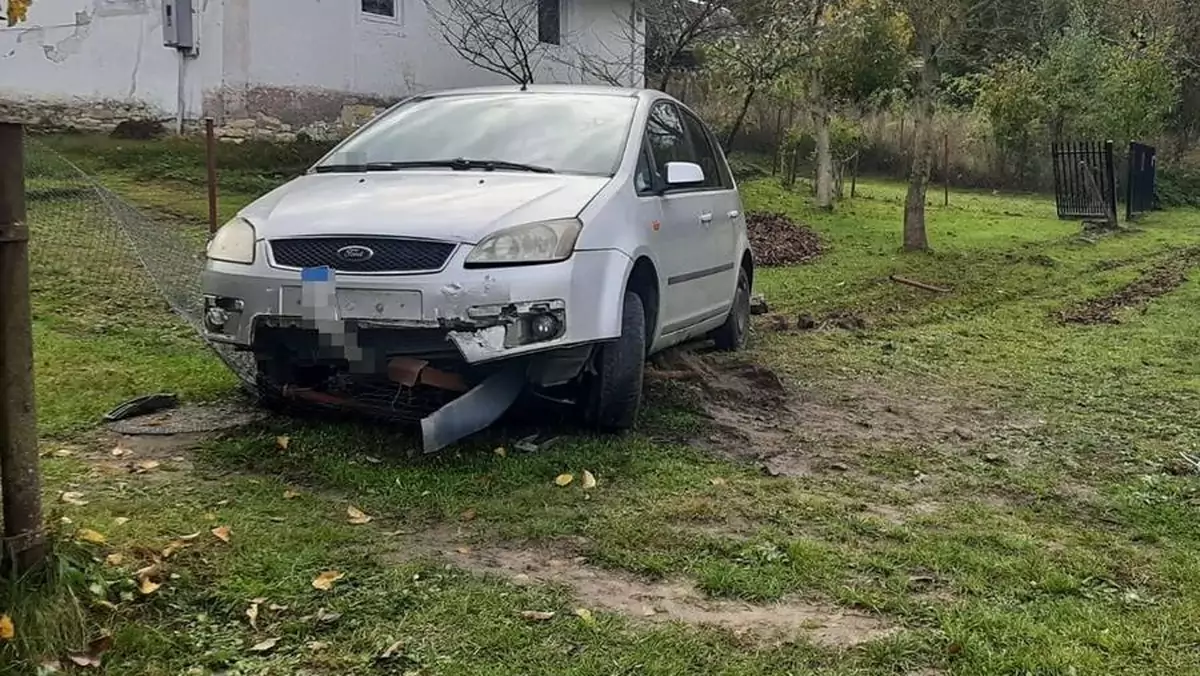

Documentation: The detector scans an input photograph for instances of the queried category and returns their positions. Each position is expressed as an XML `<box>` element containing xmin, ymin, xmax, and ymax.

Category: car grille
<box><xmin>270</xmin><ymin>237</ymin><xmax>456</xmax><ymax>273</ymax></box>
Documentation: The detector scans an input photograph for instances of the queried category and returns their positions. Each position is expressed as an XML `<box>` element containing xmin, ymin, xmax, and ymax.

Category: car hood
<box><xmin>239</xmin><ymin>171</ymin><xmax>611</xmax><ymax>243</ymax></box>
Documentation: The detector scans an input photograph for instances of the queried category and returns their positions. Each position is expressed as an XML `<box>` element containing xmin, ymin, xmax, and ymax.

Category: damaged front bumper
<box><xmin>199</xmin><ymin>246</ymin><xmax>635</xmax><ymax>450</ymax></box>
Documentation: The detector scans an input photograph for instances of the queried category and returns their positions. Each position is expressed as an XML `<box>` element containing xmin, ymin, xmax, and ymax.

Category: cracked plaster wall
<box><xmin>1</xmin><ymin>0</ymin><xmax>643</xmax><ymax>140</ymax></box>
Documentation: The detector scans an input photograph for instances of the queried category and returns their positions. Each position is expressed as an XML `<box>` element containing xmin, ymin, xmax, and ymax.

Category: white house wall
<box><xmin>0</xmin><ymin>0</ymin><xmax>223</xmax><ymax>128</ymax></box>
<box><xmin>0</xmin><ymin>0</ymin><xmax>644</xmax><ymax>134</ymax></box>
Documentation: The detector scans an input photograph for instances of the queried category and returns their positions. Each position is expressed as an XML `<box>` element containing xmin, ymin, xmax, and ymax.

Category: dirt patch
<box><xmin>746</xmin><ymin>212</ymin><xmax>823</xmax><ymax>267</ymax></box>
<box><xmin>405</xmin><ymin>532</ymin><xmax>895</xmax><ymax>648</ymax></box>
<box><xmin>647</xmin><ymin>349</ymin><xmax>1026</xmax><ymax>478</ymax></box>
<box><xmin>1060</xmin><ymin>247</ymin><xmax>1200</xmax><ymax>324</ymax></box>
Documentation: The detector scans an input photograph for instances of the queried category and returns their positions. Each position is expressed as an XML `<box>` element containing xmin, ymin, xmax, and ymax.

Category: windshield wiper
<box><xmin>313</xmin><ymin>158</ymin><xmax>555</xmax><ymax>174</ymax></box>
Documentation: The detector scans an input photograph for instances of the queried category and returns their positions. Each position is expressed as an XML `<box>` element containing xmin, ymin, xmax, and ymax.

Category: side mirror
<box><xmin>665</xmin><ymin>161</ymin><xmax>705</xmax><ymax>187</ymax></box>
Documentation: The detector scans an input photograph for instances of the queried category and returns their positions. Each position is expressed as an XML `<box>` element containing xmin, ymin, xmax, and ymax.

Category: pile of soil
<box><xmin>1059</xmin><ymin>247</ymin><xmax>1200</xmax><ymax>324</ymax></box>
<box><xmin>746</xmin><ymin>212</ymin><xmax>823</xmax><ymax>267</ymax></box>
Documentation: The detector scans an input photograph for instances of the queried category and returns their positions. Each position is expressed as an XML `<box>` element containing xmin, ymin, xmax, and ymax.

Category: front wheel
<box><xmin>711</xmin><ymin>267</ymin><xmax>751</xmax><ymax>351</ymax></box>
<box><xmin>582</xmin><ymin>292</ymin><xmax>646</xmax><ymax>432</ymax></box>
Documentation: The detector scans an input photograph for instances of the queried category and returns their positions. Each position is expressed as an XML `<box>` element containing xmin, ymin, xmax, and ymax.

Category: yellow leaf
<box><xmin>178</xmin><ymin>531</ymin><xmax>202</xmax><ymax>541</ymax></box>
<box><xmin>113</xmin><ymin>517</ymin><xmax>130</xmax><ymax>526</ymax></box>
<box><xmin>581</xmin><ymin>470</ymin><xmax>597</xmax><ymax>490</ymax></box>
<box><xmin>311</xmin><ymin>570</ymin><xmax>344</xmax><ymax>591</ymax></box>
<box><xmin>554</xmin><ymin>473</ymin><xmax>574</xmax><ymax>487</ymax></box>
<box><xmin>276</xmin><ymin>436</ymin><xmax>290</xmax><ymax>451</ymax></box>
<box><xmin>283</xmin><ymin>490</ymin><xmax>301</xmax><ymax>500</ymax></box>
<box><xmin>518</xmin><ymin>610</ymin><xmax>555</xmax><ymax>621</ymax></box>
<box><xmin>246</xmin><ymin>602</ymin><xmax>260</xmax><ymax>629</ymax></box>
<box><xmin>709</xmin><ymin>477</ymin><xmax>728</xmax><ymax>486</ymax></box>
<box><xmin>138</xmin><ymin>577</ymin><xmax>162</xmax><ymax>595</ymax></box>
<box><xmin>493</xmin><ymin>446</ymin><xmax>507</xmax><ymax>458</ymax></box>
<box><xmin>249</xmin><ymin>637</ymin><xmax>279</xmax><ymax>653</ymax></box>
<box><xmin>76</xmin><ymin>529</ymin><xmax>106</xmax><ymax>544</ymax></box>
<box><xmin>110</xmin><ymin>446</ymin><xmax>131</xmax><ymax>458</ymax></box>
<box><xmin>574</xmin><ymin>607</ymin><xmax>596</xmax><ymax>625</ymax></box>
<box><xmin>211</xmin><ymin>526</ymin><xmax>231</xmax><ymax>543</ymax></box>
<box><xmin>135</xmin><ymin>460</ymin><xmax>161</xmax><ymax>472</ymax></box>
<box><xmin>104</xmin><ymin>553</ymin><xmax>123</xmax><ymax>566</ymax></box>
<box><xmin>161</xmin><ymin>541</ymin><xmax>185</xmax><ymax>559</ymax></box>
<box><xmin>0</xmin><ymin>614</ymin><xmax>13</xmax><ymax>641</ymax></box>
<box><xmin>60</xmin><ymin>491</ymin><xmax>88</xmax><ymax>506</ymax></box>
<box><xmin>346</xmin><ymin>505</ymin><xmax>373</xmax><ymax>525</ymax></box>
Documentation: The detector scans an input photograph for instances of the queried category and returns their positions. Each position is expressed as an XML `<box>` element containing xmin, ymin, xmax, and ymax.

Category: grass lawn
<box><xmin>3</xmin><ymin>136</ymin><xmax>1200</xmax><ymax>675</ymax></box>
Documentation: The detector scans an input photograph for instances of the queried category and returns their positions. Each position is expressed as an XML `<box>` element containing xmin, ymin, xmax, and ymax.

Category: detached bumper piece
<box><xmin>420</xmin><ymin>364</ymin><xmax>526</xmax><ymax>453</ymax></box>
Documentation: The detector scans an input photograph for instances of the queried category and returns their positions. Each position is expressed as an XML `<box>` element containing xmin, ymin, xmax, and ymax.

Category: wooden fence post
<box><xmin>206</xmin><ymin>118</ymin><xmax>219</xmax><ymax>234</ymax></box>
<box><xmin>0</xmin><ymin>122</ymin><xmax>45</xmax><ymax>573</ymax></box>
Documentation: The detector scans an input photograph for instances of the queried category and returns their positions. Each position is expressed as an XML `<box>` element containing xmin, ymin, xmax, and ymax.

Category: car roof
<box><xmin>417</xmin><ymin>84</ymin><xmax>670</xmax><ymax>104</ymax></box>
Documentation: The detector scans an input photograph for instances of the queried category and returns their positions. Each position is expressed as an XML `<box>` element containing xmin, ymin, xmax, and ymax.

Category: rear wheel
<box><xmin>583</xmin><ymin>292</ymin><xmax>646</xmax><ymax>431</ymax></box>
<box><xmin>711</xmin><ymin>267</ymin><xmax>751</xmax><ymax>351</ymax></box>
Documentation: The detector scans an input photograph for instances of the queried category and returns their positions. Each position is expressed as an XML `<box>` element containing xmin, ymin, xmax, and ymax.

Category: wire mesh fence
<box><xmin>24</xmin><ymin>139</ymin><xmax>256</xmax><ymax>401</ymax></box>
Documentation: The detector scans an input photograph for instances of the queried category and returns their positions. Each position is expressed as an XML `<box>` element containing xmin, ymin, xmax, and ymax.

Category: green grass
<box><xmin>5</xmin><ymin>136</ymin><xmax>1200</xmax><ymax>674</ymax></box>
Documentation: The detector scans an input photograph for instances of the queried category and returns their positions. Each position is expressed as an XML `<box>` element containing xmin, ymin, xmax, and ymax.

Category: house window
<box><xmin>362</xmin><ymin>0</ymin><xmax>397</xmax><ymax>18</ymax></box>
<box><xmin>538</xmin><ymin>0</ymin><xmax>561</xmax><ymax>45</ymax></box>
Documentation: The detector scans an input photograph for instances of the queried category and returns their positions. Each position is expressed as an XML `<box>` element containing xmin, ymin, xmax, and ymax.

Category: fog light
<box><xmin>530</xmin><ymin>313</ymin><xmax>560</xmax><ymax>341</ymax></box>
<box><xmin>205</xmin><ymin>307</ymin><xmax>230</xmax><ymax>331</ymax></box>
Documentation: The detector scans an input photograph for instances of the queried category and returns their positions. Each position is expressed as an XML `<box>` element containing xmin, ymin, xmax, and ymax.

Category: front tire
<box><xmin>711</xmin><ymin>267</ymin><xmax>751</xmax><ymax>351</ymax></box>
<box><xmin>583</xmin><ymin>292</ymin><xmax>646</xmax><ymax>431</ymax></box>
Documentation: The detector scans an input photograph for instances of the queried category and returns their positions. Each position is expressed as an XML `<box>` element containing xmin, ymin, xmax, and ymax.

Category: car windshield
<box><xmin>315</xmin><ymin>93</ymin><xmax>638</xmax><ymax>177</ymax></box>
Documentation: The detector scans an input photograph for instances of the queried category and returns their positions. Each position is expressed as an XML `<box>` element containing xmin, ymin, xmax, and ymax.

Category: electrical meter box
<box><xmin>162</xmin><ymin>0</ymin><xmax>194</xmax><ymax>50</ymax></box>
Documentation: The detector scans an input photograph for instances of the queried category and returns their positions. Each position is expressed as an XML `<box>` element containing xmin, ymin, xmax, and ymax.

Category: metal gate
<box><xmin>1126</xmin><ymin>142</ymin><xmax>1157</xmax><ymax>221</ymax></box>
<box><xmin>1051</xmin><ymin>141</ymin><xmax>1118</xmax><ymax>220</ymax></box>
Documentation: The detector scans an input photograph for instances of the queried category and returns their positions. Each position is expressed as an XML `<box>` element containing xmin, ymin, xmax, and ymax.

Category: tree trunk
<box><xmin>812</xmin><ymin>72</ymin><xmax>834</xmax><ymax>211</ymax></box>
<box><xmin>903</xmin><ymin>37</ymin><xmax>937</xmax><ymax>252</ymax></box>
<box><xmin>724</xmin><ymin>85</ymin><xmax>757</xmax><ymax>150</ymax></box>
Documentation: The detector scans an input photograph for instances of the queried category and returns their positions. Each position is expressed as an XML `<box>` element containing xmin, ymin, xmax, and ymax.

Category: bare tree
<box><xmin>553</xmin><ymin>0</ymin><xmax>738</xmax><ymax>90</ymax></box>
<box><xmin>425</xmin><ymin>0</ymin><xmax>548</xmax><ymax>86</ymax></box>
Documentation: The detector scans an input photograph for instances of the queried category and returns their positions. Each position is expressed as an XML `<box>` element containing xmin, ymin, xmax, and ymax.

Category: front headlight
<box><xmin>207</xmin><ymin>217</ymin><xmax>257</xmax><ymax>264</ymax></box>
<box><xmin>465</xmin><ymin>219</ymin><xmax>582</xmax><ymax>267</ymax></box>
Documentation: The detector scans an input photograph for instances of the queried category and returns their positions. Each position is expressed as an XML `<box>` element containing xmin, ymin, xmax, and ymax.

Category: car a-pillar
<box><xmin>581</xmin><ymin>256</ymin><xmax>659</xmax><ymax>431</ymax></box>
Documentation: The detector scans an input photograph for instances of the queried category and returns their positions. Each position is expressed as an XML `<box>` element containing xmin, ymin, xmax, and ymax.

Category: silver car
<box><xmin>202</xmin><ymin>85</ymin><xmax>753</xmax><ymax>451</ymax></box>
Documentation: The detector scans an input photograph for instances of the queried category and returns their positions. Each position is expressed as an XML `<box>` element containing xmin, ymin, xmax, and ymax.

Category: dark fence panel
<box><xmin>1052</xmin><ymin>141</ymin><xmax>1117</xmax><ymax>220</ymax></box>
<box><xmin>1126</xmin><ymin>142</ymin><xmax>1157</xmax><ymax>221</ymax></box>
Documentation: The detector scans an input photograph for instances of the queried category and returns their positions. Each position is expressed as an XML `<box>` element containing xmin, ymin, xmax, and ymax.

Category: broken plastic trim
<box><xmin>103</xmin><ymin>393</ymin><xmax>180</xmax><ymax>423</ymax></box>
<box><xmin>420</xmin><ymin>364</ymin><xmax>526</xmax><ymax>453</ymax></box>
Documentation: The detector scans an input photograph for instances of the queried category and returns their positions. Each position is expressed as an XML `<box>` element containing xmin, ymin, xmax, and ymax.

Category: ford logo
<box><xmin>337</xmin><ymin>245</ymin><xmax>375</xmax><ymax>262</ymax></box>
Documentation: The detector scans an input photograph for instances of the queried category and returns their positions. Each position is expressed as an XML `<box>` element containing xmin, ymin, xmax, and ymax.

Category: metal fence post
<box><xmin>0</xmin><ymin>122</ymin><xmax>45</xmax><ymax>573</ymax></box>
<box><xmin>206</xmin><ymin>118</ymin><xmax>219</xmax><ymax>234</ymax></box>
<box><xmin>1104</xmin><ymin>140</ymin><xmax>1118</xmax><ymax>224</ymax></box>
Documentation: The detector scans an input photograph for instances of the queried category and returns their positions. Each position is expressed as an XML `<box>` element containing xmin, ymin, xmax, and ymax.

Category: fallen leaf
<box><xmin>276</xmin><ymin>436</ymin><xmax>290</xmax><ymax>451</ymax></box>
<box><xmin>110</xmin><ymin>446</ymin><xmax>131</xmax><ymax>458</ymax></box>
<box><xmin>455</xmin><ymin>547</ymin><xmax>472</xmax><ymax>555</ymax></box>
<box><xmin>68</xmin><ymin>634</ymin><xmax>113</xmax><ymax>667</ymax></box>
<box><xmin>364</xmin><ymin>455</ymin><xmax>382</xmax><ymax>464</ymax></box>
<box><xmin>709</xmin><ymin>477</ymin><xmax>728</xmax><ymax>486</ymax></box>
<box><xmin>113</xmin><ymin>517</ymin><xmax>130</xmax><ymax>526</ymax></box>
<box><xmin>519</xmin><ymin>610</ymin><xmax>556</xmax><ymax>621</ymax></box>
<box><xmin>347</xmin><ymin>505</ymin><xmax>373</xmax><ymax>525</ymax></box>
<box><xmin>554</xmin><ymin>473</ymin><xmax>574</xmax><ymax>487</ymax></box>
<box><xmin>581</xmin><ymin>470</ymin><xmax>597</xmax><ymax>490</ymax></box>
<box><xmin>246</xmin><ymin>602</ymin><xmax>260</xmax><ymax>629</ymax></box>
<box><xmin>0</xmin><ymin>614</ymin><xmax>13</xmax><ymax>640</ymax></box>
<box><xmin>312</xmin><ymin>570</ymin><xmax>344</xmax><ymax>591</ymax></box>
<box><xmin>178</xmin><ymin>531</ymin><xmax>202</xmax><ymax>541</ymax></box>
<box><xmin>493</xmin><ymin>446</ymin><xmax>507</xmax><ymax>458</ymax></box>
<box><xmin>60</xmin><ymin>492</ymin><xmax>88</xmax><ymax>506</ymax></box>
<box><xmin>460</xmin><ymin>508</ymin><xmax>477</xmax><ymax>522</ymax></box>
<box><xmin>316</xmin><ymin>608</ymin><xmax>342</xmax><ymax>624</ymax></box>
<box><xmin>37</xmin><ymin>658</ymin><xmax>62</xmax><ymax>673</ymax></box>
<box><xmin>161</xmin><ymin>541</ymin><xmax>186</xmax><ymax>559</ymax></box>
<box><xmin>138</xmin><ymin>577</ymin><xmax>162</xmax><ymax>595</ymax></box>
<box><xmin>59</xmin><ymin>517</ymin><xmax>73</xmax><ymax>525</ymax></box>
<box><xmin>268</xmin><ymin>603</ymin><xmax>289</xmax><ymax>612</ymax></box>
<box><xmin>574</xmin><ymin>608</ymin><xmax>596</xmax><ymax>625</ymax></box>
<box><xmin>76</xmin><ymin>529</ymin><xmax>106</xmax><ymax>545</ymax></box>
<box><xmin>215</xmin><ymin>499</ymin><xmax>230</xmax><ymax>506</ymax></box>
<box><xmin>307</xmin><ymin>640</ymin><xmax>330</xmax><ymax>652</ymax></box>
<box><xmin>135</xmin><ymin>460</ymin><xmax>161</xmax><ymax>472</ymax></box>
<box><xmin>104</xmin><ymin>553</ymin><xmax>123</xmax><ymax>566</ymax></box>
<box><xmin>283</xmin><ymin>490</ymin><xmax>301</xmax><ymax>500</ymax></box>
<box><xmin>249</xmin><ymin>637</ymin><xmax>279</xmax><ymax>653</ymax></box>
<box><xmin>380</xmin><ymin>639</ymin><xmax>405</xmax><ymax>659</ymax></box>
<box><xmin>211</xmin><ymin>526</ymin><xmax>231</xmax><ymax>543</ymax></box>
<box><xmin>52</xmin><ymin>448</ymin><xmax>75</xmax><ymax>458</ymax></box>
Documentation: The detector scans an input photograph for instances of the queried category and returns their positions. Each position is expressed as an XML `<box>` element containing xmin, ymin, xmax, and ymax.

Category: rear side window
<box><xmin>679</xmin><ymin>110</ymin><xmax>724</xmax><ymax>190</ymax></box>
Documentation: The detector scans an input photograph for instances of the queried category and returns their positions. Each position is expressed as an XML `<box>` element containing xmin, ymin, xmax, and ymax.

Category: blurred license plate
<box><xmin>336</xmin><ymin>289</ymin><xmax>422</xmax><ymax>320</ymax></box>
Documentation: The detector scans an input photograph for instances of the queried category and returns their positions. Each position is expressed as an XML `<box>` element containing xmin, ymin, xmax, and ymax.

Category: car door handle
<box><xmin>699</xmin><ymin>212</ymin><xmax>714</xmax><ymax>225</ymax></box>
<box><xmin>728</xmin><ymin>210</ymin><xmax>741</xmax><ymax>219</ymax></box>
